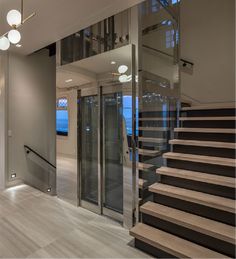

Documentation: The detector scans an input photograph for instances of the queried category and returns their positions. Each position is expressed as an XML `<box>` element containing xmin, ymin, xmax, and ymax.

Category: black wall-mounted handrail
<box><xmin>180</xmin><ymin>58</ymin><xmax>194</xmax><ymax>66</ymax></box>
<box><xmin>24</xmin><ymin>145</ymin><xmax>56</xmax><ymax>169</ymax></box>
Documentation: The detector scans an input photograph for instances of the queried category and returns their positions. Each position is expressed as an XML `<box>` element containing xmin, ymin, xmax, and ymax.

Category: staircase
<box><xmin>131</xmin><ymin>105</ymin><xmax>236</xmax><ymax>258</ymax></box>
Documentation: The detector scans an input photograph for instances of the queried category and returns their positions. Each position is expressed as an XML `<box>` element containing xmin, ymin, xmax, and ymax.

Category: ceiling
<box><xmin>57</xmin><ymin>45</ymin><xmax>132</xmax><ymax>89</ymax></box>
<box><xmin>0</xmin><ymin>0</ymin><xmax>143</xmax><ymax>55</ymax></box>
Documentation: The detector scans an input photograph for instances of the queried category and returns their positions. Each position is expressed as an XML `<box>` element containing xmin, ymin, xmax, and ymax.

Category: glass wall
<box><xmin>60</xmin><ymin>10</ymin><xmax>130</xmax><ymax>65</ymax></box>
<box><xmin>138</xmin><ymin>0</ymin><xmax>180</xmax><ymax>205</ymax></box>
<box><xmin>56</xmin><ymin>1</ymin><xmax>180</xmax><ymax>227</ymax></box>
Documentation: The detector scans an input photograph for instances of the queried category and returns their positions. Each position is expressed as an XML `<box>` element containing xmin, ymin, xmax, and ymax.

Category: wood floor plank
<box><xmin>163</xmin><ymin>152</ymin><xmax>236</xmax><ymax>167</ymax></box>
<box><xmin>149</xmin><ymin>183</ymin><xmax>235</xmax><ymax>213</ymax></box>
<box><xmin>130</xmin><ymin>223</ymin><xmax>227</xmax><ymax>258</ymax></box>
<box><xmin>0</xmin><ymin>184</ymin><xmax>150</xmax><ymax>258</ymax></box>
<box><xmin>157</xmin><ymin>166</ymin><xmax>235</xmax><ymax>188</ymax></box>
<box><xmin>140</xmin><ymin>202</ymin><xmax>235</xmax><ymax>244</ymax></box>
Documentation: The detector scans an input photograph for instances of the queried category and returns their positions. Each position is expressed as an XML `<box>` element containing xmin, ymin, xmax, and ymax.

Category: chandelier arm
<box><xmin>20</xmin><ymin>12</ymin><xmax>36</xmax><ymax>25</ymax></box>
<box><xmin>0</xmin><ymin>30</ymin><xmax>11</xmax><ymax>39</ymax></box>
<box><xmin>21</xmin><ymin>0</ymin><xmax>24</xmax><ymax>24</ymax></box>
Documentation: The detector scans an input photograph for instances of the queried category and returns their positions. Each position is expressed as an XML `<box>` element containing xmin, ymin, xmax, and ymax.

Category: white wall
<box><xmin>7</xmin><ymin>51</ymin><xmax>56</xmax><ymax>191</ymax></box>
<box><xmin>180</xmin><ymin>0</ymin><xmax>235</xmax><ymax>104</ymax></box>
<box><xmin>56</xmin><ymin>89</ymin><xmax>77</xmax><ymax>158</ymax></box>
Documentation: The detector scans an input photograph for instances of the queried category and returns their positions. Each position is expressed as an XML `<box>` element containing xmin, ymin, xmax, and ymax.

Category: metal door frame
<box><xmin>78</xmin><ymin>82</ymin><xmax>134</xmax><ymax>225</ymax></box>
<box><xmin>78</xmin><ymin>44</ymin><xmax>137</xmax><ymax>229</ymax></box>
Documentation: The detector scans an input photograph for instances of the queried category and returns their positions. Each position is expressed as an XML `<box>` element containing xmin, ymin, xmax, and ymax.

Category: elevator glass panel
<box><xmin>103</xmin><ymin>92</ymin><xmax>123</xmax><ymax>213</ymax></box>
<box><xmin>81</xmin><ymin>95</ymin><xmax>98</xmax><ymax>204</ymax></box>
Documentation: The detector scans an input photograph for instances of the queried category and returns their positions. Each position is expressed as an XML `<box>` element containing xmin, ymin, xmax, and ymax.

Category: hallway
<box><xmin>0</xmin><ymin>185</ymin><xmax>150</xmax><ymax>258</ymax></box>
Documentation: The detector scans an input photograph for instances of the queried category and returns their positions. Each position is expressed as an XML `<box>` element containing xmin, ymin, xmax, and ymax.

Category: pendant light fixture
<box><xmin>0</xmin><ymin>0</ymin><xmax>36</xmax><ymax>51</ymax></box>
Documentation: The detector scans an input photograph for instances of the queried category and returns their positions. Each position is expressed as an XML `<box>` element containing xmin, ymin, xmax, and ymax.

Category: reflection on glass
<box><xmin>56</xmin><ymin>97</ymin><xmax>69</xmax><ymax>136</ymax></box>
<box><xmin>56</xmin><ymin>110</ymin><xmax>69</xmax><ymax>136</ymax></box>
<box><xmin>81</xmin><ymin>96</ymin><xmax>98</xmax><ymax>204</ymax></box>
<box><xmin>103</xmin><ymin>93</ymin><xmax>123</xmax><ymax>213</ymax></box>
<box><xmin>123</xmin><ymin>96</ymin><xmax>139</xmax><ymax>136</ymax></box>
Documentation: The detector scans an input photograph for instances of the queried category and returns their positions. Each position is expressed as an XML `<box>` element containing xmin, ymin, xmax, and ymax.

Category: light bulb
<box><xmin>119</xmin><ymin>74</ymin><xmax>128</xmax><ymax>83</ymax></box>
<box><xmin>8</xmin><ymin>30</ymin><xmax>21</xmax><ymax>44</ymax></box>
<box><xmin>118</xmin><ymin>65</ymin><xmax>128</xmax><ymax>74</ymax></box>
<box><xmin>0</xmin><ymin>37</ymin><xmax>10</xmax><ymax>51</ymax></box>
<box><xmin>7</xmin><ymin>10</ymin><xmax>22</xmax><ymax>26</ymax></box>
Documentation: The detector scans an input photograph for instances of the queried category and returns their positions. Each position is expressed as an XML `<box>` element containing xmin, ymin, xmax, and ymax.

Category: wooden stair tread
<box><xmin>139</xmin><ymin>117</ymin><xmax>174</xmax><ymax>121</ymax></box>
<box><xmin>157</xmin><ymin>166</ymin><xmax>235</xmax><ymax>188</ymax></box>
<box><xmin>138</xmin><ymin>162</ymin><xmax>153</xmax><ymax>170</ymax></box>
<box><xmin>139</xmin><ymin>178</ymin><xmax>148</xmax><ymax>189</ymax></box>
<box><xmin>163</xmin><ymin>152</ymin><xmax>236</xmax><ymax>167</ymax></box>
<box><xmin>182</xmin><ymin>104</ymin><xmax>236</xmax><ymax>111</ymax></box>
<box><xmin>138</xmin><ymin>149</ymin><xmax>161</xmax><ymax>157</ymax></box>
<box><xmin>149</xmin><ymin>183</ymin><xmax>235</xmax><ymax>213</ymax></box>
<box><xmin>139</xmin><ymin>137</ymin><xmax>166</xmax><ymax>143</ymax></box>
<box><xmin>141</xmin><ymin>202</ymin><xmax>235</xmax><ymax>244</ymax></box>
<box><xmin>180</xmin><ymin>116</ymin><xmax>236</xmax><ymax>121</ymax></box>
<box><xmin>169</xmin><ymin>139</ymin><xmax>236</xmax><ymax>149</ymax></box>
<box><xmin>130</xmin><ymin>223</ymin><xmax>227</xmax><ymax>258</ymax></box>
<box><xmin>139</xmin><ymin>127</ymin><xmax>169</xmax><ymax>131</ymax></box>
<box><xmin>174</xmin><ymin>128</ymin><xmax>236</xmax><ymax>134</ymax></box>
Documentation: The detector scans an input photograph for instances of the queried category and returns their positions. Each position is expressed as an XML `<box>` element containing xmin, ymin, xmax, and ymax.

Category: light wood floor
<box><xmin>0</xmin><ymin>185</ymin><xmax>150</xmax><ymax>258</ymax></box>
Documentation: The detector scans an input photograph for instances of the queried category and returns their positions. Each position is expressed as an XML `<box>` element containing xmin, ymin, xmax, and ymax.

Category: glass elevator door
<box><xmin>80</xmin><ymin>90</ymin><xmax>99</xmax><ymax>212</ymax></box>
<box><xmin>102</xmin><ymin>90</ymin><xmax>123</xmax><ymax>216</ymax></box>
<box><xmin>79</xmin><ymin>85</ymin><xmax>126</xmax><ymax>220</ymax></box>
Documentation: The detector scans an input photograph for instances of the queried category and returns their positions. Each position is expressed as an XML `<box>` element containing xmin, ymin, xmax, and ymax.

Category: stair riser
<box><xmin>134</xmin><ymin>239</ymin><xmax>177</xmax><ymax>258</ymax></box>
<box><xmin>142</xmin><ymin>214</ymin><xmax>235</xmax><ymax>257</ymax></box>
<box><xmin>172</xmin><ymin>145</ymin><xmax>235</xmax><ymax>159</ymax></box>
<box><xmin>153</xmin><ymin>194</ymin><xmax>235</xmax><ymax>226</ymax></box>
<box><xmin>167</xmin><ymin>159</ymin><xmax>235</xmax><ymax>177</ymax></box>
<box><xmin>181</xmin><ymin>120</ymin><xmax>235</xmax><ymax>128</ymax></box>
<box><xmin>139</xmin><ymin>189</ymin><xmax>151</xmax><ymax>199</ymax></box>
<box><xmin>160</xmin><ymin>175</ymin><xmax>235</xmax><ymax>199</ymax></box>
<box><xmin>176</xmin><ymin>132</ymin><xmax>235</xmax><ymax>143</ymax></box>
<box><xmin>181</xmin><ymin>109</ymin><xmax>236</xmax><ymax>117</ymax></box>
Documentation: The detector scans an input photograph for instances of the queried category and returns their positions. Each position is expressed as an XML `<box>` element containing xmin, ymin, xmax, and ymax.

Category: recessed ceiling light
<box><xmin>16</xmin><ymin>44</ymin><xmax>22</xmax><ymax>48</ymax></box>
<box><xmin>65</xmin><ymin>79</ymin><xmax>73</xmax><ymax>83</ymax></box>
<box><xmin>111</xmin><ymin>61</ymin><xmax>116</xmax><ymax>65</ymax></box>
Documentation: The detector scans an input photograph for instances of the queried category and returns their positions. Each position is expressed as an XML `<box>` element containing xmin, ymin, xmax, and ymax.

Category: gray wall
<box><xmin>7</xmin><ymin>50</ymin><xmax>56</xmax><ymax>192</ymax></box>
<box><xmin>180</xmin><ymin>0</ymin><xmax>235</xmax><ymax>104</ymax></box>
<box><xmin>0</xmin><ymin>53</ymin><xmax>7</xmax><ymax>190</ymax></box>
